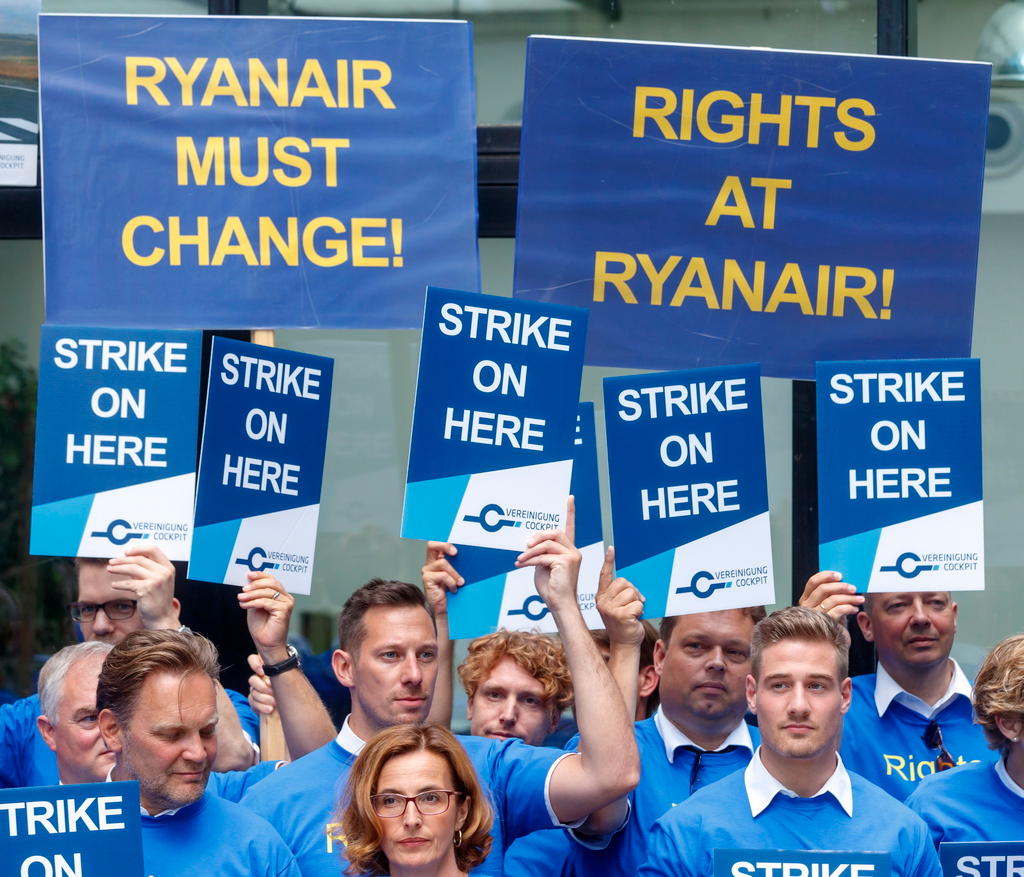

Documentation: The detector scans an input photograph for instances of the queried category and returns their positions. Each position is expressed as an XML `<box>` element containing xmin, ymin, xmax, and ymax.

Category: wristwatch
<box><xmin>263</xmin><ymin>644</ymin><xmax>301</xmax><ymax>677</ymax></box>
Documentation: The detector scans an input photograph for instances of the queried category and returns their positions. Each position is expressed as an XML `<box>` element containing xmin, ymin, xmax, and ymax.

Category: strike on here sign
<box><xmin>816</xmin><ymin>359</ymin><xmax>983</xmax><ymax>593</ymax></box>
<box><xmin>514</xmin><ymin>37</ymin><xmax>990</xmax><ymax>378</ymax></box>
<box><xmin>0</xmin><ymin>782</ymin><xmax>144</xmax><ymax>877</ymax></box>
<box><xmin>603</xmin><ymin>363</ymin><xmax>774</xmax><ymax>618</ymax></box>
<box><xmin>446</xmin><ymin>402</ymin><xmax>605</xmax><ymax>639</ymax></box>
<box><xmin>402</xmin><ymin>287</ymin><xmax>587</xmax><ymax>551</ymax></box>
<box><xmin>39</xmin><ymin>15</ymin><xmax>478</xmax><ymax>329</ymax></box>
<box><xmin>189</xmin><ymin>337</ymin><xmax>333</xmax><ymax>595</ymax></box>
<box><xmin>31</xmin><ymin>326</ymin><xmax>201</xmax><ymax>560</ymax></box>
<box><xmin>940</xmin><ymin>843</ymin><xmax>1024</xmax><ymax>877</ymax></box>
<box><xmin>714</xmin><ymin>850</ymin><xmax>892</xmax><ymax>877</ymax></box>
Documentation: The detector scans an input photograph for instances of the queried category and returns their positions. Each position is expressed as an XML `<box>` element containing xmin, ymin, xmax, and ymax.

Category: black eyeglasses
<box><xmin>922</xmin><ymin>720</ymin><xmax>956</xmax><ymax>771</ymax></box>
<box><xmin>67</xmin><ymin>599</ymin><xmax>138</xmax><ymax>623</ymax></box>
<box><xmin>370</xmin><ymin>790</ymin><xmax>461</xmax><ymax>818</ymax></box>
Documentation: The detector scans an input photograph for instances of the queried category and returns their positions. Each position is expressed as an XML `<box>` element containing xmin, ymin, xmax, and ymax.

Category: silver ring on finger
<box><xmin>271</xmin><ymin>591</ymin><xmax>280</xmax><ymax>601</ymax></box>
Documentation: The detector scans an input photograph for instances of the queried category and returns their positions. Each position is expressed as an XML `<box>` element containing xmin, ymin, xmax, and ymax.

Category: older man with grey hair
<box><xmin>35</xmin><ymin>641</ymin><xmax>114</xmax><ymax>785</ymax></box>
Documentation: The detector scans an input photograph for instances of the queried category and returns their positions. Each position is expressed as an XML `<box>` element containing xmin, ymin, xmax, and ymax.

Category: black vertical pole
<box><xmin>208</xmin><ymin>0</ymin><xmax>240</xmax><ymax>15</ymax></box>
<box><xmin>792</xmin><ymin>0</ymin><xmax>914</xmax><ymax>676</ymax></box>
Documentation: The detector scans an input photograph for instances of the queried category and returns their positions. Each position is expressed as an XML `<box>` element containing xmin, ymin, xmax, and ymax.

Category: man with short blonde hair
<box><xmin>639</xmin><ymin>607</ymin><xmax>940</xmax><ymax>877</ymax></box>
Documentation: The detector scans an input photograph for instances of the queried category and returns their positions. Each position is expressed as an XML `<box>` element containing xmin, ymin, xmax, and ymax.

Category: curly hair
<box><xmin>973</xmin><ymin>633</ymin><xmax>1024</xmax><ymax>756</ymax></box>
<box><xmin>340</xmin><ymin>724</ymin><xmax>492</xmax><ymax>876</ymax></box>
<box><xmin>458</xmin><ymin>630</ymin><xmax>573</xmax><ymax>716</ymax></box>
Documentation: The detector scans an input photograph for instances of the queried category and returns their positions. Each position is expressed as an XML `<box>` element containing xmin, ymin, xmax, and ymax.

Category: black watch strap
<box><xmin>263</xmin><ymin>645</ymin><xmax>300</xmax><ymax>677</ymax></box>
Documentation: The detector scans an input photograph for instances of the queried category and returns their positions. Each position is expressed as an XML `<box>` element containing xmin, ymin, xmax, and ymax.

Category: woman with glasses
<box><xmin>340</xmin><ymin>724</ymin><xmax>492</xmax><ymax>877</ymax></box>
<box><xmin>907</xmin><ymin>633</ymin><xmax>1024</xmax><ymax>844</ymax></box>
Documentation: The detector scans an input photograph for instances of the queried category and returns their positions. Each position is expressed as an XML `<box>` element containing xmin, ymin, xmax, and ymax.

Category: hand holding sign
<box><xmin>107</xmin><ymin>543</ymin><xmax>181</xmax><ymax>631</ymax></box>
<box><xmin>238</xmin><ymin>572</ymin><xmax>294</xmax><ymax>667</ymax></box>
<box><xmin>514</xmin><ymin>497</ymin><xmax>582</xmax><ymax>614</ymax></box>
<box><xmin>799</xmin><ymin>570</ymin><xmax>865</xmax><ymax>619</ymax></box>
<box><xmin>420</xmin><ymin>542</ymin><xmax>464</xmax><ymax>618</ymax></box>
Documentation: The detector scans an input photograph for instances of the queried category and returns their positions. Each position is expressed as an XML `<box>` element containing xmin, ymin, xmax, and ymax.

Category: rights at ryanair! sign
<box><xmin>514</xmin><ymin>37</ymin><xmax>989</xmax><ymax>378</ymax></box>
<box><xmin>402</xmin><ymin>287</ymin><xmax>587</xmax><ymax>551</ymax></box>
<box><xmin>603</xmin><ymin>363</ymin><xmax>774</xmax><ymax>618</ymax></box>
<box><xmin>31</xmin><ymin>326</ymin><xmax>201</xmax><ymax>559</ymax></box>
<box><xmin>816</xmin><ymin>358</ymin><xmax>983</xmax><ymax>593</ymax></box>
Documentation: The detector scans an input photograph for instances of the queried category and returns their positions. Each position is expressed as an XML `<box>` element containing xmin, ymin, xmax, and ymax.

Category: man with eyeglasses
<box><xmin>0</xmin><ymin>543</ymin><xmax>259</xmax><ymax>788</ymax></box>
<box><xmin>800</xmin><ymin>574</ymin><xmax>993</xmax><ymax>799</ymax></box>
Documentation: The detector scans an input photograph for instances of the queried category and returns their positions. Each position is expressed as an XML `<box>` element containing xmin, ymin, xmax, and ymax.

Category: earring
<box><xmin>453</xmin><ymin>829</ymin><xmax>463</xmax><ymax>848</ymax></box>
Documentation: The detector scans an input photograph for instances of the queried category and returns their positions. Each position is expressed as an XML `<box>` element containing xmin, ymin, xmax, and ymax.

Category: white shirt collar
<box><xmin>995</xmin><ymin>758</ymin><xmax>1024</xmax><ymax>799</ymax></box>
<box><xmin>743</xmin><ymin>747</ymin><xmax>853</xmax><ymax>818</ymax></box>
<box><xmin>653</xmin><ymin>706</ymin><xmax>754</xmax><ymax>763</ymax></box>
<box><xmin>335</xmin><ymin>714</ymin><xmax>367</xmax><ymax>756</ymax></box>
<box><xmin>874</xmin><ymin>660</ymin><xmax>973</xmax><ymax>719</ymax></box>
<box><xmin>105</xmin><ymin>764</ymin><xmax>183</xmax><ymax>818</ymax></box>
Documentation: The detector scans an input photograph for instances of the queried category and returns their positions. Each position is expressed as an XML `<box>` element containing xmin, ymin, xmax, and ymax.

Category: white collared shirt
<box><xmin>653</xmin><ymin>706</ymin><xmax>754</xmax><ymax>763</ymax></box>
<box><xmin>874</xmin><ymin>660</ymin><xmax>973</xmax><ymax>719</ymax></box>
<box><xmin>743</xmin><ymin>747</ymin><xmax>854</xmax><ymax>818</ymax></box>
<box><xmin>995</xmin><ymin>757</ymin><xmax>1024</xmax><ymax>799</ymax></box>
<box><xmin>335</xmin><ymin>714</ymin><xmax>366</xmax><ymax>756</ymax></box>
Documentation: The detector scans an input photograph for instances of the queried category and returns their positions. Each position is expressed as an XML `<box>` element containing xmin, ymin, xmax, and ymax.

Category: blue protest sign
<box><xmin>30</xmin><ymin>326</ymin><xmax>201</xmax><ymax>560</ymax></box>
<box><xmin>39</xmin><ymin>15</ymin><xmax>478</xmax><ymax>329</ymax></box>
<box><xmin>514</xmin><ymin>37</ymin><xmax>990</xmax><ymax>379</ymax></box>
<box><xmin>603</xmin><ymin>364</ymin><xmax>774</xmax><ymax>618</ymax></box>
<box><xmin>714</xmin><ymin>850</ymin><xmax>891</xmax><ymax>877</ymax></box>
<box><xmin>402</xmin><ymin>287</ymin><xmax>587</xmax><ymax>551</ymax></box>
<box><xmin>0</xmin><ymin>781</ymin><xmax>144</xmax><ymax>877</ymax></box>
<box><xmin>189</xmin><ymin>337</ymin><xmax>333</xmax><ymax>595</ymax></box>
<box><xmin>447</xmin><ymin>403</ymin><xmax>605</xmax><ymax>639</ymax></box>
<box><xmin>940</xmin><ymin>843</ymin><xmax>1024</xmax><ymax>877</ymax></box>
<box><xmin>816</xmin><ymin>359</ymin><xmax>983</xmax><ymax>592</ymax></box>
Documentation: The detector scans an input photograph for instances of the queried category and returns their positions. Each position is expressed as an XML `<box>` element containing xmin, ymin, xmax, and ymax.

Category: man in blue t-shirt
<box><xmin>97</xmin><ymin>628</ymin><xmax>300</xmax><ymax>877</ymax></box>
<box><xmin>568</xmin><ymin>552</ymin><xmax>763</xmax><ymax>877</ymax></box>
<box><xmin>0</xmin><ymin>545</ymin><xmax>259</xmax><ymax>789</ymax></box>
<box><xmin>640</xmin><ymin>606</ymin><xmax>941</xmax><ymax>877</ymax></box>
<box><xmin>801</xmin><ymin>573</ymin><xmax>992</xmax><ymax>798</ymax></box>
<box><xmin>241</xmin><ymin>520</ymin><xmax>639</xmax><ymax>877</ymax></box>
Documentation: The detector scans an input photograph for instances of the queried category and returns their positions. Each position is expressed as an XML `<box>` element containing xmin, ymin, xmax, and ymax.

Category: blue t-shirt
<box><xmin>638</xmin><ymin>768</ymin><xmax>941</xmax><ymax>877</ymax></box>
<box><xmin>207</xmin><ymin>759</ymin><xmax>280</xmax><ymax>802</ymax></box>
<box><xmin>0</xmin><ymin>689</ymin><xmax>259</xmax><ymax>790</ymax></box>
<box><xmin>569</xmin><ymin>716</ymin><xmax>757</xmax><ymax>877</ymax></box>
<box><xmin>240</xmin><ymin>733</ymin><xmax>563</xmax><ymax>877</ymax></box>
<box><xmin>141</xmin><ymin>792</ymin><xmax>300</xmax><ymax>877</ymax></box>
<box><xmin>0</xmin><ymin>694</ymin><xmax>54</xmax><ymax>788</ymax></box>
<box><xmin>504</xmin><ymin>825</ymin><xmax>575</xmax><ymax>877</ymax></box>
<box><xmin>840</xmin><ymin>674</ymin><xmax>993</xmax><ymax>800</ymax></box>
<box><xmin>905</xmin><ymin>759</ymin><xmax>1024</xmax><ymax>845</ymax></box>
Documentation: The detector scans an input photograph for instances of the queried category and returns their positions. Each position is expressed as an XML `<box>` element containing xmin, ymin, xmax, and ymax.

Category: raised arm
<box><xmin>238</xmin><ymin>573</ymin><xmax>336</xmax><ymax>758</ymax></box>
<box><xmin>514</xmin><ymin>499</ymin><xmax>640</xmax><ymax>833</ymax></box>
<box><xmin>594</xmin><ymin>546</ymin><xmax>646</xmax><ymax>717</ymax></box>
<box><xmin>421</xmin><ymin>541</ymin><xmax>463</xmax><ymax>728</ymax></box>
